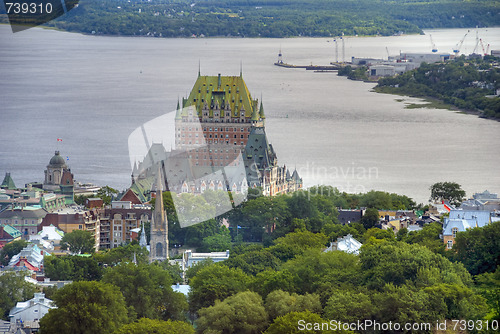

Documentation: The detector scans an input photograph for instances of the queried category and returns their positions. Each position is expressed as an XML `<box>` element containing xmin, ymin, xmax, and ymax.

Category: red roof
<box><xmin>13</xmin><ymin>259</ymin><xmax>39</xmax><ymax>271</ymax></box>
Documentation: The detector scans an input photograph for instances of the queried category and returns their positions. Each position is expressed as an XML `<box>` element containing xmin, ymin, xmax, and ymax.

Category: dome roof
<box><xmin>49</xmin><ymin>151</ymin><xmax>67</xmax><ymax>167</ymax></box>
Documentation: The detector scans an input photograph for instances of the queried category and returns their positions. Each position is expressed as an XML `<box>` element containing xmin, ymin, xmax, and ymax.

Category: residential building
<box><xmin>0</xmin><ymin>207</ymin><xmax>48</xmax><ymax>240</ymax></box>
<box><xmin>461</xmin><ymin>190</ymin><xmax>500</xmax><ymax>211</ymax></box>
<box><xmin>337</xmin><ymin>209</ymin><xmax>363</xmax><ymax>225</ymax></box>
<box><xmin>9</xmin><ymin>293</ymin><xmax>56</xmax><ymax>331</ymax></box>
<box><xmin>443</xmin><ymin>218</ymin><xmax>471</xmax><ymax>249</ymax></box>
<box><xmin>324</xmin><ymin>234</ymin><xmax>362</xmax><ymax>255</ymax></box>
<box><xmin>41</xmin><ymin>207</ymin><xmax>100</xmax><ymax>250</ymax></box>
<box><xmin>0</xmin><ymin>225</ymin><xmax>21</xmax><ymax>247</ymax></box>
<box><xmin>99</xmin><ymin>202</ymin><xmax>151</xmax><ymax>250</ymax></box>
<box><xmin>447</xmin><ymin>209</ymin><xmax>491</xmax><ymax>228</ymax></box>
<box><xmin>7</xmin><ymin>243</ymin><xmax>46</xmax><ymax>272</ymax></box>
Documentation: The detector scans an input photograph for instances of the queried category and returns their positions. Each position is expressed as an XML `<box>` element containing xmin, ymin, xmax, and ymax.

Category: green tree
<box><xmin>268</xmin><ymin>231</ymin><xmax>328</xmax><ymax>262</ymax></box>
<box><xmin>0</xmin><ymin>271</ymin><xmax>36</xmax><ymax>320</ymax></box>
<box><xmin>265</xmin><ymin>290</ymin><xmax>321</xmax><ymax>321</ymax></box>
<box><xmin>264</xmin><ymin>311</ymin><xmax>353</xmax><ymax>334</ymax></box>
<box><xmin>200</xmin><ymin>227</ymin><xmax>231</xmax><ymax>252</ymax></box>
<box><xmin>429</xmin><ymin>182</ymin><xmax>466</xmax><ymax>207</ymax></box>
<box><xmin>0</xmin><ymin>239</ymin><xmax>27</xmax><ymax>266</ymax></box>
<box><xmin>39</xmin><ymin>281</ymin><xmax>129</xmax><ymax>334</ymax></box>
<box><xmin>196</xmin><ymin>291</ymin><xmax>268</xmax><ymax>334</ymax></box>
<box><xmin>224</xmin><ymin>249</ymin><xmax>281</xmax><ymax>276</ymax></box>
<box><xmin>282</xmin><ymin>249</ymin><xmax>360</xmax><ymax>296</ymax></box>
<box><xmin>251</xmin><ymin>269</ymin><xmax>296</xmax><ymax>297</ymax></box>
<box><xmin>44</xmin><ymin>255</ymin><xmax>102</xmax><ymax>281</ymax></box>
<box><xmin>360</xmin><ymin>208</ymin><xmax>379</xmax><ymax>230</ymax></box>
<box><xmin>113</xmin><ymin>318</ymin><xmax>194</xmax><ymax>334</ymax></box>
<box><xmin>96</xmin><ymin>185</ymin><xmax>119</xmax><ymax>205</ymax></box>
<box><xmin>60</xmin><ymin>230</ymin><xmax>95</xmax><ymax>254</ymax></box>
<box><xmin>360</xmin><ymin>242</ymin><xmax>472</xmax><ymax>290</ymax></box>
<box><xmin>93</xmin><ymin>243</ymin><xmax>149</xmax><ymax>266</ymax></box>
<box><xmin>400</xmin><ymin>222</ymin><xmax>445</xmax><ymax>254</ymax></box>
<box><xmin>188</xmin><ymin>264</ymin><xmax>250</xmax><ymax>312</ymax></box>
<box><xmin>324</xmin><ymin>290</ymin><xmax>373</xmax><ymax>323</ymax></box>
<box><xmin>450</xmin><ymin>221</ymin><xmax>500</xmax><ymax>275</ymax></box>
<box><xmin>102</xmin><ymin>262</ymin><xmax>187</xmax><ymax>321</ymax></box>
<box><xmin>475</xmin><ymin>266</ymin><xmax>500</xmax><ymax>320</ymax></box>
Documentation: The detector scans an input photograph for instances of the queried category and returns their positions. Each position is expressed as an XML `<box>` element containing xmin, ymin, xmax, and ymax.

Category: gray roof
<box><xmin>448</xmin><ymin>210</ymin><xmax>490</xmax><ymax>228</ymax></box>
<box><xmin>443</xmin><ymin>218</ymin><xmax>471</xmax><ymax>236</ymax></box>
<box><xmin>0</xmin><ymin>208</ymin><xmax>47</xmax><ymax>220</ymax></box>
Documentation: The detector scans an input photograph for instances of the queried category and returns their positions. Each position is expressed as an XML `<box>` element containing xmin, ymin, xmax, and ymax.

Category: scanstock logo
<box><xmin>128</xmin><ymin>107</ymin><xmax>253</xmax><ymax>228</ymax></box>
<box><xmin>3</xmin><ymin>0</ymin><xmax>79</xmax><ymax>33</ymax></box>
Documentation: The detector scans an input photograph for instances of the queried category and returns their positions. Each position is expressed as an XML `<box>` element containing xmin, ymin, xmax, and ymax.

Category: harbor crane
<box><xmin>479</xmin><ymin>39</ymin><xmax>490</xmax><ymax>56</ymax></box>
<box><xmin>453</xmin><ymin>31</ymin><xmax>469</xmax><ymax>56</ymax></box>
<box><xmin>429</xmin><ymin>34</ymin><xmax>438</xmax><ymax>53</ymax></box>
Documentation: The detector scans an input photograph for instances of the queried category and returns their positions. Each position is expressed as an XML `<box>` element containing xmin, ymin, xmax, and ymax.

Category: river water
<box><xmin>1</xmin><ymin>25</ymin><xmax>499</xmax><ymax>204</ymax></box>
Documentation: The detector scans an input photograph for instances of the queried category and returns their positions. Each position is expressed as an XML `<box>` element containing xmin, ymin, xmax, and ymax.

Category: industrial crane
<box><xmin>479</xmin><ymin>39</ymin><xmax>490</xmax><ymax>56</ymax></box>
<box><xmin>429</xmin><ymin>34</ymin><xmax>438</xmax><ymax>53</ymax></box>
<box><xmin>453</xmin><ymin>31</ymin><xmax>469</xmax><ymax>56</ymax></box>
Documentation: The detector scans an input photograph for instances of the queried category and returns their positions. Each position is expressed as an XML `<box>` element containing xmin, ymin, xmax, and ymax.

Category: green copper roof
<box><xmin>2</xmin><ymin>225</ymin><xmax>21</xmax><ymax>239</ymax></box>
<box><xmin>181</xmin><ymin>74</ymin><xmax>261</xmax><ymax>121</ymax></box>
<box><xmin>1</xmin><ymin>173</ymin><xmax>16</xmax><ymax>190</ymax></box>
<box><xmin>130</xmin><ymin>177</ymin><xmax>154</xmax><ymax>203</ymax></box>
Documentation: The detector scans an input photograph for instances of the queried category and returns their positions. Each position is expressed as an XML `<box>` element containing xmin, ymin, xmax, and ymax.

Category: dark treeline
<box><xmin>1</xmin><ymin>0</ymin><xmax>498</xmax><ymax>37</ymax></box>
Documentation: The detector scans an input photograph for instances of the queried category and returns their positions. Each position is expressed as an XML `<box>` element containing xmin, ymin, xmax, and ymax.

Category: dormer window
<box><xmin>452</xmin><ymin>227</ymin><xmax>458</xmax><ymax>238</ymax></box>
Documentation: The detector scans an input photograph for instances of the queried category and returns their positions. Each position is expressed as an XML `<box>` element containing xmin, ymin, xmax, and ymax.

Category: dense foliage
<box><xmin>40</xmin><ymin>281</ymin><xmax>129</xmax><ymax>334</ymax></box>
<box><xmin>1</xmin><ymin>0</ymin><xmax>498</xmax><ymax>38</ymax></box>
<box><xmin>376</xmin><ymin>56</ymin><xmax>500</xmax><ymax>119</ymax></box>
<box><xmin>449</xmin><ymin>221</ymin><xmax>500</xmax><ymax>276</ymax></box>
<box><xmin>0</xmin><ymin>239</ymin><xmax>27</xmax><ymax>266</ymax></box>
<box><xmin>0</xmin><ymin>272</ymin><xmax>36</xmax><ymax>320</ymax></box>
<box><xmin>60</xmin><ymin>229</ymin><xmax>95</xmax><ymax>254</ymax></box>
<box><xmin>113</xmin><ymin>318</ymin><xmax>195</xmax><ymax>334</ymax></box>
<box><xmin>6</xmin><ymin>183</ymin><xmax>499</xmax><ymax>332</ymax></box>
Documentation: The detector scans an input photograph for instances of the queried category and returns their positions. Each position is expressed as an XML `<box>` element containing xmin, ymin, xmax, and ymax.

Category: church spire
<box><xmin>149</xmin><ymin>165</ymin><xmax>169</xmax><ymax>262</ymax></box>
<box><xmin>139</xmin><ymin>222</ymin><xmax>147</xmax><ymax>248</ymax></box>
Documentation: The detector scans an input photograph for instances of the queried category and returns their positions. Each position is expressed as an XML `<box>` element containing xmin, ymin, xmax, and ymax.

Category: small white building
<box><xmin>184</xmin><ymin>249</ymin><xmax>230</xmax><ymax>268</ymax></box>
<box><xmin>9</xmin><ymin>293</ymin><xmax>56</xmax><ymax>327</ymax></box>
<box><xmin>324</xmin><ymin>234</ymin><xmax>362</xmax><ymax>255</ymax></box>
<box><xmin>369</xmin><ymin>65</ymin><xmax>395</xmax><ymax>77</ymax></box>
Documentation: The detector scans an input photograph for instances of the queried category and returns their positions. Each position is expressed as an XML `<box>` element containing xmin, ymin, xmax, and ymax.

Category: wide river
<box><xmin>1</xmin><ymin>25</ymin><xmax>499</xmax><ymax>204</ymax></box>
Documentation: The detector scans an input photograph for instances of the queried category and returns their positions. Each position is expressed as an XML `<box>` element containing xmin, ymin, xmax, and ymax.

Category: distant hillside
<box><xmin>1</xmin><ymin>0</ymin><xmax>499</xmax><ymax>37</ymax></box>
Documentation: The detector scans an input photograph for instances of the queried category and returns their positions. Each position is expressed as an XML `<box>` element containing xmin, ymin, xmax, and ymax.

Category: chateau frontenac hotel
<box><xmin>132</xmin><ymin>72</ymin><xmax>302</xmax><ymax>197</ymax></box>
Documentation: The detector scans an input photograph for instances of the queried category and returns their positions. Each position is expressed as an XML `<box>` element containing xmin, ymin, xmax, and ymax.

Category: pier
<box><xmin>274</xmin><ymin>62</ymin><xmax>352</xmax><ymax>71</ymax></box>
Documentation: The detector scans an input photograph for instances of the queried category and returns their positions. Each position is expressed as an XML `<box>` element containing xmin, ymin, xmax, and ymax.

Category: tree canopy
<box><xmin>102</xmin><ymin>262</ymin><xmax>188</xmax><ymax>321</ymax></box>
<box><xmin>21</xmin><ymin>0</ymin><xmax>500</xmax><ymax>38</ymax></box>
<box><xmin>60</xmin><ymin>229</ymin><xmax>95</xmax><ymax>254</ymax></box>
<box><xmin>196</xmin><ymin>291</ymin><xmax>269</xmax><ymax>334</ymax></box>
<box><xmin>113</xmin><ymin>318</ymin><xmax>194</xmax><ymax>334</ymax></box>
<box><xmin>0</xmin><ymin>239</ymin><xmax>27</xmax><ymax>266</ymax></box>
<box><xmin>39</xmin><ymin>281</ymin><xmax>129</xmax><ymax>334</ymax></box>
<box><xmin>0</xmin><ymin>272</ymin><xmax>36</xmax><ymax>320</ymax></box>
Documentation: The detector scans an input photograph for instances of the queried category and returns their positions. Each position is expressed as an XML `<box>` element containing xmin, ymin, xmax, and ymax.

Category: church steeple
<box><xmin>139</xmin><ymin>222</ymin><xmax>147</xmax><ymax>248</ymax></box>
<box><xmin>149</xmin><ymin>165</ymin><xmax>169</xmax><ymax>262</ymax></box>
